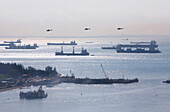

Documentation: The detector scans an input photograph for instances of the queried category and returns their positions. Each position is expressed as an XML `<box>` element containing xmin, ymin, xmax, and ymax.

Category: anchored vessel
<box><xmin>4</xmin><ymin>39</ymin><xmax>21</xmax><ymax>44</ymax></box>
<box><xmin>116</xmin><ymin>40</ymin><xmax>161</xmax><ymax>53</ymax></box>
<box><xmin>60</xmin><ymin>64</ymin><xmax>139</xmax><ymax>84</ymax></box>
<box><xmin>19</xmin><ymin>86</ymin><xmax>48</xmax><ymax>99</ymax></box>
<box><xmin>5</xmin><ymin>43</ymin><xmax>39</xmax><ymax>49</ymax></box>
<box><xmin>101</xmin><ymin>46</ymin><xmax>117</xmax><ymax>49</ymax></box>
<box><xmin>47</xmin><ymin>41</ymin><xmax>77</xmax><ymax>45</ymax></box>
<box><xmin>55</xmin><ymin>47</ymin><xmax>90</xmax><ymax>56</ymax></box>
<box><xmin>163</xmin><ymin>80</ymin><xmax>170</xmax><ymax>83</ymax></box>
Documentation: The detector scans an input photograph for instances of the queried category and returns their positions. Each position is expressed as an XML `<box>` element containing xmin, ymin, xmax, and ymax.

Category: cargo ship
<box><xmin>5</xmin><ymin>43</ymin><xmax>39</xmax><ymax>49</ymax></box>
<box><xmin>4</xmin><ymin>39</ymin><xmax>21</xmax><ymax>44</ymax></box>
<box><xmin>101</xmin><ymin>46</ymin><xmax>117</xmax><ymax>49</ymax></box>
<box><xmin>60</xmin><ymin>64</ymin><xmax>139</xmax><ymax>84</ymax></box>
<box><xmin>116</xmin><ymin>40</ymin><xmax>161</xmax><ymax>53</ymax></box>
<box><xmin>47</xmin><ymin>40</ymin><xmax>77</xmax><ymax>45</ymax></box>
<box><xmin>55</xmin><ymin>47</ymin><xmax>90</xmax><ymax>56</ymax></box>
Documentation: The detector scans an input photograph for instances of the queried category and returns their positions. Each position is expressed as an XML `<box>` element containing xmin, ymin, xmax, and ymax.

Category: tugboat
<box><xmin>19</xmin><ymin>86</ymin><xmax>48</xmax><ymax>99</ymax></box>
<box><xmin>55</xmin><ymin>47</ymin><xmax>90</xmax><ymax>56</ymax></box>
<box><xmin>5</xmin><ymin>43</ymin><xmax>39</xmax><ymax>49</ymax></box>
<box><xmin>47</xmin><ymin>41</ymin><xmax>77</xmax><ymax>45</ymax></box>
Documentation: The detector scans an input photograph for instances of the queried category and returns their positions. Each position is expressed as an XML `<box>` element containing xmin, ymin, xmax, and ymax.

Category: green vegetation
<box><xmin>0</xmin><ymin>74</ymin><xmax>9</xmax><ymax>82</ymax></box>
<box><xmin>0</xmin><ymin>62</ymin><xmax>59</xmax><ymax>90</ymax></box>
<box><xmin>0</xmin><ymin>62</ymin><xmax>58</xmax><ymax>79</ymax></box>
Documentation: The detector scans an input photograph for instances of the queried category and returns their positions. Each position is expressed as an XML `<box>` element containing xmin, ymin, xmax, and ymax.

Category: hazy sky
<box><xmin>0</xmin><ymin>0</ymin><xmax>170</xmax><ymax>36</ymax></box>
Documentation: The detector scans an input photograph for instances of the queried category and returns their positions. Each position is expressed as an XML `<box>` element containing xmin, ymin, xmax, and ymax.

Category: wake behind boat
<box><xmin>47</xmin><ymin>40</ymin><xmax>77</xmax><ymax>45</ymax></box>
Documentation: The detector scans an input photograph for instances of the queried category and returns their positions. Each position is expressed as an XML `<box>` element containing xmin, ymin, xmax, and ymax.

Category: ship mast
<box><xmin>100</xmin><ymin>63</ymin><xmax>109</xmax><ymax>79</ymax></box>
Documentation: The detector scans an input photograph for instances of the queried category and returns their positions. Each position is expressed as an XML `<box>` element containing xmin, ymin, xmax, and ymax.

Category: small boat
<box><xmin>19</xmin><ymin>86</ymin><xmax>48</xmax><ymax>99</ymax></box>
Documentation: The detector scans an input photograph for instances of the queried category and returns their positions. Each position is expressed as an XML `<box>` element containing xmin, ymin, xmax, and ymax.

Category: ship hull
<box><xmin>55</xmin><ymin>53</ymin><xmax>89</xmax><ymax>56</ymax></box>
<box><xmin>116</xmin><ymin>50</ymin><xmax>161</xmax><ymax>53</ymax></box>
<box><xmin>47</xmin><ymin>43</ymin><xmax>77</xmax><ymax>45</ymax></box>
<box><xmin>60</xmin><ymin>77</ymin><xmax>139</xmax><ymax>84</ymax></box>
<box><xmin>101</xmin><ymin>47</ymin><xmax>117</xmax><ymax>49</ymax></box>
<box><xmin>5</xmin><ymin>47</ymin><xmax>36</xmax><ymax>49</ymax></box>
<box><xmin>20</xmin><ymin>92</ymin><xmax>48</xmax><ymax>99</ymax></box>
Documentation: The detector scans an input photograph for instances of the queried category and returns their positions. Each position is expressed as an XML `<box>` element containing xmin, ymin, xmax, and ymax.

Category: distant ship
<box><xmin>4</xmin><ymin>39</ymin><xmax>21</xmax><ymax>44</ymax></box>
<box><xmin>116</xmin><ymin>40</ymin><xmax>161</xmax><ymax>53</ymax></box>
<box><xmin>0</xmin><ymin>39</ymin><xmax>21</xmax><ymax>46</ymax></box>
<box><xmin>47</xmin><ymin>41</ymin><xmax>77</xmax><ymax>45</ymax></box>
<box><xmin>19</xmin><ymin>86</ymin><xmax>48</xmax><ymax>99</ymax></box>
<box><xmin>86</xmin><ymin>42</ymin><xmax>94</xmax><ymax>43</ymax></box>
<box><xmin>163</xmin><ymin>80</ymin><xmax>170</xmax><ymax>83</ymax></box>
<box><xmin>55</xmin><ymin>47</ymin><xmax>90</xmax><ymax>56</ymax></box>
<box><xmin>101</xmin><ymin>46</ymin><xmax>117</xmax><ymax>49</ymax></box>
<box><xmin>5</xmin><ymin>43</ymin><xmax>39</xmax><ymax>49</ymax></box>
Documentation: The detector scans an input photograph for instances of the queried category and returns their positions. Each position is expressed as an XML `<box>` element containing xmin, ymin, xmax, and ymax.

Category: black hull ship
<box><xmin>47</xmin><ymin>41</ymin><xmax>77</xmax><ymax>45</ymax></box>
<box><xmin>60</xmin><ymin>64</ymin><xmax>139</xmax><ymax>84</ymax></box>
<box><xmin>5</xmin><ymin>43</ymin><xmax>39</xmax><ymax>49</ymax></box>
<box><xmin>60</xmin><ymin>76</ymin><xmax>139</xmax><ymax>84</ymax></box>
<box><xmin>116</xmin><ymin>40</ymin><xmax>161</xmax><ymax>53</ymax></box>
<box><xmin>55</xmin><ymin>47</ymin><xmax>90</xmax><ymax>56</ymax></box>
<box><xmin>163</xmin><ymin>80</ymin><xmax>170</xmax><ymax>83</ymax></box>
<box><xmin>20</xmin><ymin>86</ymin><xmax>48</xmax><ymax>99</ymax></box>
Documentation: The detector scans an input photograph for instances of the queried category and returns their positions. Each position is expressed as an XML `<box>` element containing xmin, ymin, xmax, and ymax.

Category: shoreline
<box><xmin>0</xmin><ymin>86</ymin><xmax>22</xmax><ymax>92</ymax></box>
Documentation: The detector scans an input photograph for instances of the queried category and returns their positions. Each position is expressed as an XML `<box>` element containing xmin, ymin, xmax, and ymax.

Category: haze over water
<box><xmin>0</xmin><ymin>36</ymin><xmax>170</xmax><ymax>112</ymax></box>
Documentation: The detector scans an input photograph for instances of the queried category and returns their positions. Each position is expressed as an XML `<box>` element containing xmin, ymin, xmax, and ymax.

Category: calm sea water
<box><xmin>0</xmin><ymin>36</ymin><xmax>170</xmax><ymax>112</ymax></box>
